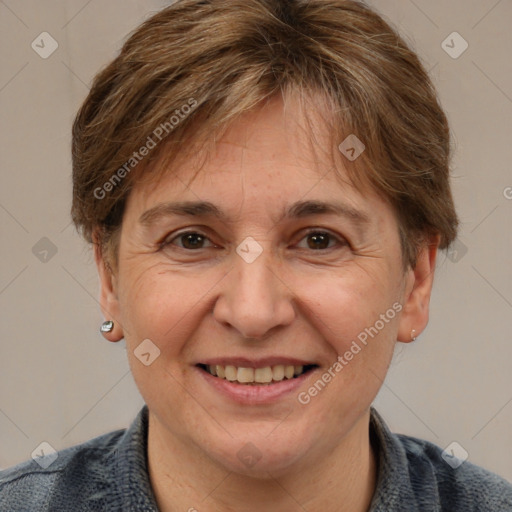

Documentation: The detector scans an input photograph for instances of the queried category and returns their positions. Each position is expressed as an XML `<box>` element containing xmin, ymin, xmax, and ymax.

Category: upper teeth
<box><xmin>206</xmin><ymin>364</ymin><xmax>305</xmax><ymax>384</ymax></box>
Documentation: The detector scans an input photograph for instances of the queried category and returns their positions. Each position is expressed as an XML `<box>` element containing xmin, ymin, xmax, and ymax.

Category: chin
<box><xmin>204</xmin><ymin>420</ymin><xmax>319</xmax><ymax>478</ymax></box>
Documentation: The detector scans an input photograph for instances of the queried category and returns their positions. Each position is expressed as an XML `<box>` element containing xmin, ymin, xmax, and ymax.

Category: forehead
<box><xmin>131</xmin><ymin>93</ymin><xmax>367</xmax><ymax>204</ymax></box>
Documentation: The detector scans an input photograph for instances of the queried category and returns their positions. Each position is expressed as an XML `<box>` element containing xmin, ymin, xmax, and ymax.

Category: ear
<box><xmin>397</xmin><ymin>233</ymin><xmax>440</xmax><ymax>343</ymax></box>
<box><xmin>93</xmin><ymin>232</ymin><xmax>124</xmax><ymax>342</ymax></box>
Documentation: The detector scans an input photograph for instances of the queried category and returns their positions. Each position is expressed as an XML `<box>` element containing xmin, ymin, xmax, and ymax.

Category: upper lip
<box><xmin>197</xmin><ymin>357</ymin><xmax>318</xmax><ymax>368</ymax></box>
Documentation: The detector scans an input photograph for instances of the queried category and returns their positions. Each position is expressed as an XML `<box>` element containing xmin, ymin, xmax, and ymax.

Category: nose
<box><xmin>213</xmin><ymin>248</ymin><xmax>295</xmax><ymax>340</ymax></box>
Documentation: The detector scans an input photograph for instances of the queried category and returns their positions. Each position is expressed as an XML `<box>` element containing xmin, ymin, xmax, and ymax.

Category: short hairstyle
<box><xmin>71</xmin><ymin>0</ymin><xmax>459</xmax><ymax>270</ymax></box>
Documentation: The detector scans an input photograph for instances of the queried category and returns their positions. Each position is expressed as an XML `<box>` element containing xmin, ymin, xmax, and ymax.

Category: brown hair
<box><xmin>71</xmin><ymin>0</ymin><xmax>458</xmax><ymax>270</ymax></box>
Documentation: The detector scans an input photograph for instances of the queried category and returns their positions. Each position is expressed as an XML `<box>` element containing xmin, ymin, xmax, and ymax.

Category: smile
<box><xmin>197</xmin><ymin>363</ymin><xmax>318</xmax><ymax>385</ymax></box>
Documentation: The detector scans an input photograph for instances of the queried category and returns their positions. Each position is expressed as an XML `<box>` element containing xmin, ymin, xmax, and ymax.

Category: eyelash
<box><xmin>160</xmin><ymin>228</ymin><xmax>348</xmax><ymax>252</ymax></box>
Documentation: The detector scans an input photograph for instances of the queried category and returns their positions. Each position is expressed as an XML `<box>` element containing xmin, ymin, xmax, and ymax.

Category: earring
<box><xmin>100</xmin><ymin>320</ymin><xmax>114</xmax><ymax>333</ymax></box>
<box><xmin>411</xmin><ymin>329</ymin><xmax>417</xmax><ymax>341</ymax></box>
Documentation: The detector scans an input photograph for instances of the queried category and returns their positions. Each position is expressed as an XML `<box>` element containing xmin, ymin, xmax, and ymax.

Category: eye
<box><xmin>161</xmin><ymin>231</ymin><xmax>215</xmax><ymax>250</ymax></box>
<box><xmin>160</xmin><ymin>228</ymin><xmax>347</xmax><ymax>253</ymax></box>
<box><xmin>296</xmin><ymin>230</ymin><xmax>347</xmax><ymax>251</ymax></box>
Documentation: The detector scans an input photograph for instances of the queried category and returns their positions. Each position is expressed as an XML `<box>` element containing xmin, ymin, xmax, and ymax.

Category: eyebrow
<box><xmin>138</xmin><ymin>199</ymin><xmax>371</xmax><ymax>228</ymax></box>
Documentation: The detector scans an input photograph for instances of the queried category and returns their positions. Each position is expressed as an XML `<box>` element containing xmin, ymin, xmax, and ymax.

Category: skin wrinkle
<box><xmin>95</xmin><ymin>93</ymin><xmax>437</xmax><ymax>512</ymax></box>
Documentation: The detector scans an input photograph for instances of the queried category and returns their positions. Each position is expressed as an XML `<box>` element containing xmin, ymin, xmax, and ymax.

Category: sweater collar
<box><xmin>368</xmin><ymin>406</ymin><xmax>439</xmax><ymax>511</ymax></box>
<box><xmin>115</xmin><ymin>404</ymin><xmax>159</xmax><ymax>511</ymax></box>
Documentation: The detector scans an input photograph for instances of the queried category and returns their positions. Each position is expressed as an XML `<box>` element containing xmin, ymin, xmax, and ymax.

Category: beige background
<box><xmin>1</xmin><ymin>0</ymin><xmax>511</xmax><ymax>483</ymax></box>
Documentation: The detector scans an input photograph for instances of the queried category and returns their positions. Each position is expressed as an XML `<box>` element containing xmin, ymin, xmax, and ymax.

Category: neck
<box><xmin>147</xmin><ymin>410</ymin><xmax>377</xmax><ymax>512</ymax></box>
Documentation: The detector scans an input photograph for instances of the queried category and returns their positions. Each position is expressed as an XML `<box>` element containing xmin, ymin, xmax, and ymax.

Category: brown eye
<box><xmin>180</xmin><ymin>233</ymin><xmax>206</xmax><ymax>249</ymax></box>
<box><xmin>163</xmin><ymin>231</ymin><xmax>214</xmax><ymax>250</ymax></box>
<box><xmin>306</xmin><ymin>232</ymin><xmax>331</xmax><ymax>250</ymax></box>
<box><xmin>296</xmin><ymin>230</ymin><xmax>346</xmax><ymax>251</ymax></box>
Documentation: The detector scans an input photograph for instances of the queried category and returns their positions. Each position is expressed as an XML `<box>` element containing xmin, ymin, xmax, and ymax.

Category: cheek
<box><xmin>117</xmin><ymin>264</ymin><xmax>223</xmax><ymax>353</ymax></box>
<box><xmin>294</xmin><ymin>266</ymin><xmax>400</xmax><ymax>388</ymax></box>
<box><xmin>300</xmin><ymin>264</ymin><xmax>400</xmax><ymax>336</ymax></box>
<box><xmin>293</xmin><ymin>274</ymin><xmax>399</xmax><ymax>429</ymax></box>
<box><xmin>116</xmin><ymin>265</ymin><xmax>224</xmax><ymax>407</ymax></box>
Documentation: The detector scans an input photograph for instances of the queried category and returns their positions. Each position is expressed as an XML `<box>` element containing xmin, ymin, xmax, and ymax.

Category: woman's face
<box><xmin>98</xmin><ymin>94</ymin><xmax>434</xmax><ymax>476</ymax></box>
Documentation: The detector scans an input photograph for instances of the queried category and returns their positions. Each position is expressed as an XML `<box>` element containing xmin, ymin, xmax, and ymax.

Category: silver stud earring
<box><xmin>100</xmin><ymin>320</ymin><xmax>114</xmax><ymax>333</ymax></box>
<box><xmin>411</xmin><ymin>329</ymin><xmax>417</xmax><ymax>341</ymax></box>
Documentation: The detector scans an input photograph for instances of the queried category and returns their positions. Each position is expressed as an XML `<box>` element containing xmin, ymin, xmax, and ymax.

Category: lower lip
<box><xmin>195</xmin><ymin>366</ymin><xmax>317</xmax><ymax>404</ymax></box>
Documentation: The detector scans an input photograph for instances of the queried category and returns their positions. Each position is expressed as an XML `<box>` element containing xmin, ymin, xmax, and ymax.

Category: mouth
<box><xmin>196</xmin><ymin>363</ymin><xmax>319</xmax><ymax>385</ymax></box>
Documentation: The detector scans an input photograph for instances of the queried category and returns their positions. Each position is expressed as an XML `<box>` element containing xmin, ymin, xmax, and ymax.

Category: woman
<box><xmin>1</xmin><ymin>0</ymin><xmax>511</xmax><ymax>510</ymax></box>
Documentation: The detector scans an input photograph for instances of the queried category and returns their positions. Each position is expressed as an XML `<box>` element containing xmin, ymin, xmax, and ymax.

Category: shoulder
<box><xmin>0</xmin><ymin>428</ymin><xmax>125</xmax><ymax>511</ymax></box>
<box><xmin>396</xmin><ymin>432</ymin><xmax>512</xmax><ymax>511</ymax></box>
<box><xmin>369</xmin><ymin>408</ymin><xmax>512</xmax><ymax>511</ymax></box>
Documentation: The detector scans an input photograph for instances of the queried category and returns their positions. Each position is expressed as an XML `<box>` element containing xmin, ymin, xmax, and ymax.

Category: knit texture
<box><xmin>1</xmin><ymin>406</ymin><xmax>511</xmax><ymax>511</ymax></box>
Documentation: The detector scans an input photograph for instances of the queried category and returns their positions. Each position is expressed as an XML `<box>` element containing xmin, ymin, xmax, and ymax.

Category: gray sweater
<box><xmin>1</xmin><ymin>406</ymin><xmax>511</xmax><ymax>511</ymax></box>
